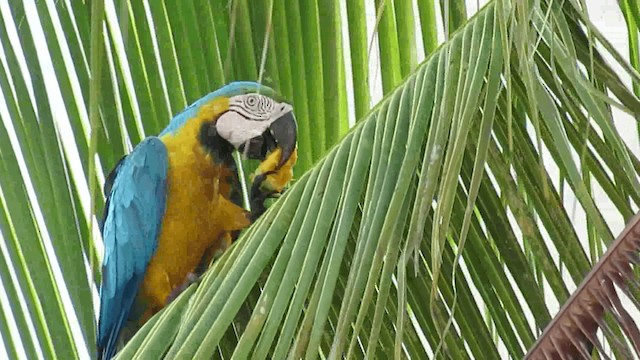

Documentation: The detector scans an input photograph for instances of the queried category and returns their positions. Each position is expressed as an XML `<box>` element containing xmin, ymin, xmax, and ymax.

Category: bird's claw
<box><xmin>165</xmin><ymin>272</ymin><xmax>202</xmax><ymax>305</ymax></box>
<box><xmin>249</xmin><ymin>148</ymin><xmax>296</xmax><ymax>221</ymax></box>
<box><xmin>250</xmin><ymin>176</ymin><xmax>279</xmax><ymax>222</ymax></box>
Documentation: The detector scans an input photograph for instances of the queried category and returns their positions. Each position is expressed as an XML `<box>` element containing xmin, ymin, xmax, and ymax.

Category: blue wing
<box><xmin>97</xmin><ymin>137</ymin><xmax>168</xmax><ymax>359</ymax></box>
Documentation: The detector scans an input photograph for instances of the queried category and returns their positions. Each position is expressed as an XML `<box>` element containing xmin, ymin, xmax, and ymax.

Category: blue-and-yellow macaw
<box><xmin>96</xmin><ymin>82</ymin><xmax>297</xmax><ymax>359</ymax></box>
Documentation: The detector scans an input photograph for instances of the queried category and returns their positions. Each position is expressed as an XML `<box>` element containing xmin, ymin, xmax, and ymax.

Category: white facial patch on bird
<box><xmin>215</xmin><ymin>94</ymin><xmax>293</xmax><ymax>149</ymax></box>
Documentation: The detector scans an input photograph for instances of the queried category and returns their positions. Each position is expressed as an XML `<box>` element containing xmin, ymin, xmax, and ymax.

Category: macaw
<box><xmin>96</xmin><ymin>82</ymin><xmax>298</xmax><ymax>359</ymax></box>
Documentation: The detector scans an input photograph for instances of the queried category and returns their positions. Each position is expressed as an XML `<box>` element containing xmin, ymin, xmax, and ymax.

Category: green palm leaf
<box><xmin>1</xmin><ymin>0</ymin><xmax>640</xmax><ymax>359</ymax></box>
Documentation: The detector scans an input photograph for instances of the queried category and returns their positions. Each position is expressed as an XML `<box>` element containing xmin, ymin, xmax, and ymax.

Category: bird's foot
<box><xmin>250</xmin><ymin>175</ymin><xmax>279</xmax><ymax>221</ymax></box>
<box><xmin>249</xmin><ymin>147</ymin><xmax>296</xmax><ymax>221</ymax></box>
<box><xmin>165</xmin><ymin>272</ymin><xmax>201</xmax><ymax>305</ymax></box>
<box><xmin>251</xmin><ymin>148</ymin><xmax>296</xmax><ymax>194</ymax></box>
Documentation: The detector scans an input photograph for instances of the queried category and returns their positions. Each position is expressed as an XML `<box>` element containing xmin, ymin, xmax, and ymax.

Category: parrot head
<box><xmin>213</xmin><ymin>87</ymin><xmax>297</xmax><ymax>169</ymax></box>
<box><xmin>161</xmin><ymin>81</ymin><xmax>297</xmax><ymax>169</ymax></box>
<box><xmin>159</xmin><ymin>81</ymin><xmax>297</xmax><ymax>168</ymax></box>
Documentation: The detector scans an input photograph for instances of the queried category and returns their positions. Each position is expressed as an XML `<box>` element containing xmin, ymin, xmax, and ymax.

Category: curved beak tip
<box><xmin>269</xmin><ymin>111</ymin><xmax>297</xmax><ymax>168</ymax></box>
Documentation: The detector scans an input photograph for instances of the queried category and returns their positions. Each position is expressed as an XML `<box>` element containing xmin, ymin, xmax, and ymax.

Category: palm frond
<box><xmin>526</xmin><ymin>212</ymin><xmax>640</xmax><ymax>359</ymax></box>
<box><xmin>116</xmin><ymin>1</ymin><xmax>640</xmax><ymax>358</ymax></box>
<box><xmin>1</xmin><ymin>0</ymin><xmax>640</xmax><ymax>359</ymax></box>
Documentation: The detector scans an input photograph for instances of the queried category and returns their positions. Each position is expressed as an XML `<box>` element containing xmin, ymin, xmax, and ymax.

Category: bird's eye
<box><xmin>238</xmin><ymin>94</ymin><xmax>276</xmax><ymax>120</ymax></box>
<box><xmin>246</xmin><ymin>95</ymin><xmax>258</xmax><ymax>108</ymax></box>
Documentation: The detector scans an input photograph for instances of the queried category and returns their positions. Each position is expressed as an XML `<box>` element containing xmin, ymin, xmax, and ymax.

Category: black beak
<box><xmin>269</xmin><ymin>111</ymin><xmax>297</xmax><ymax>168</ymax></box>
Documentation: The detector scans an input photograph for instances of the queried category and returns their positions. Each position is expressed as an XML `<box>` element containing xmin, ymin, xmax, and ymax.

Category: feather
<box><xmin>97</xmin><ymin>137</ymin><xmax>168</xmax><ymax>360</ymax></box>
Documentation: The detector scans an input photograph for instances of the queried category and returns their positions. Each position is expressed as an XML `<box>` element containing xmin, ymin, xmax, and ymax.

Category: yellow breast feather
<box><xmin>137</xmin><ymin>97</ymin><xmax>250</xmax><ymax>321</ymax></box>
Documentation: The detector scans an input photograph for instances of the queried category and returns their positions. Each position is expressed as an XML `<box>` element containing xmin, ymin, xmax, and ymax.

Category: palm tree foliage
<box><xmin>1</xmin><ymin>0</ymin><xmax>640</xmax><ymax>358</ymax></box>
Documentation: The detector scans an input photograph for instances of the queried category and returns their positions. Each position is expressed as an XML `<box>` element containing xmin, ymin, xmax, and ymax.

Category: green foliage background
<box><xmin>0</xmin><ymin>0</ymin><xmax>640</xmax><ymax>358</ymax></box>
